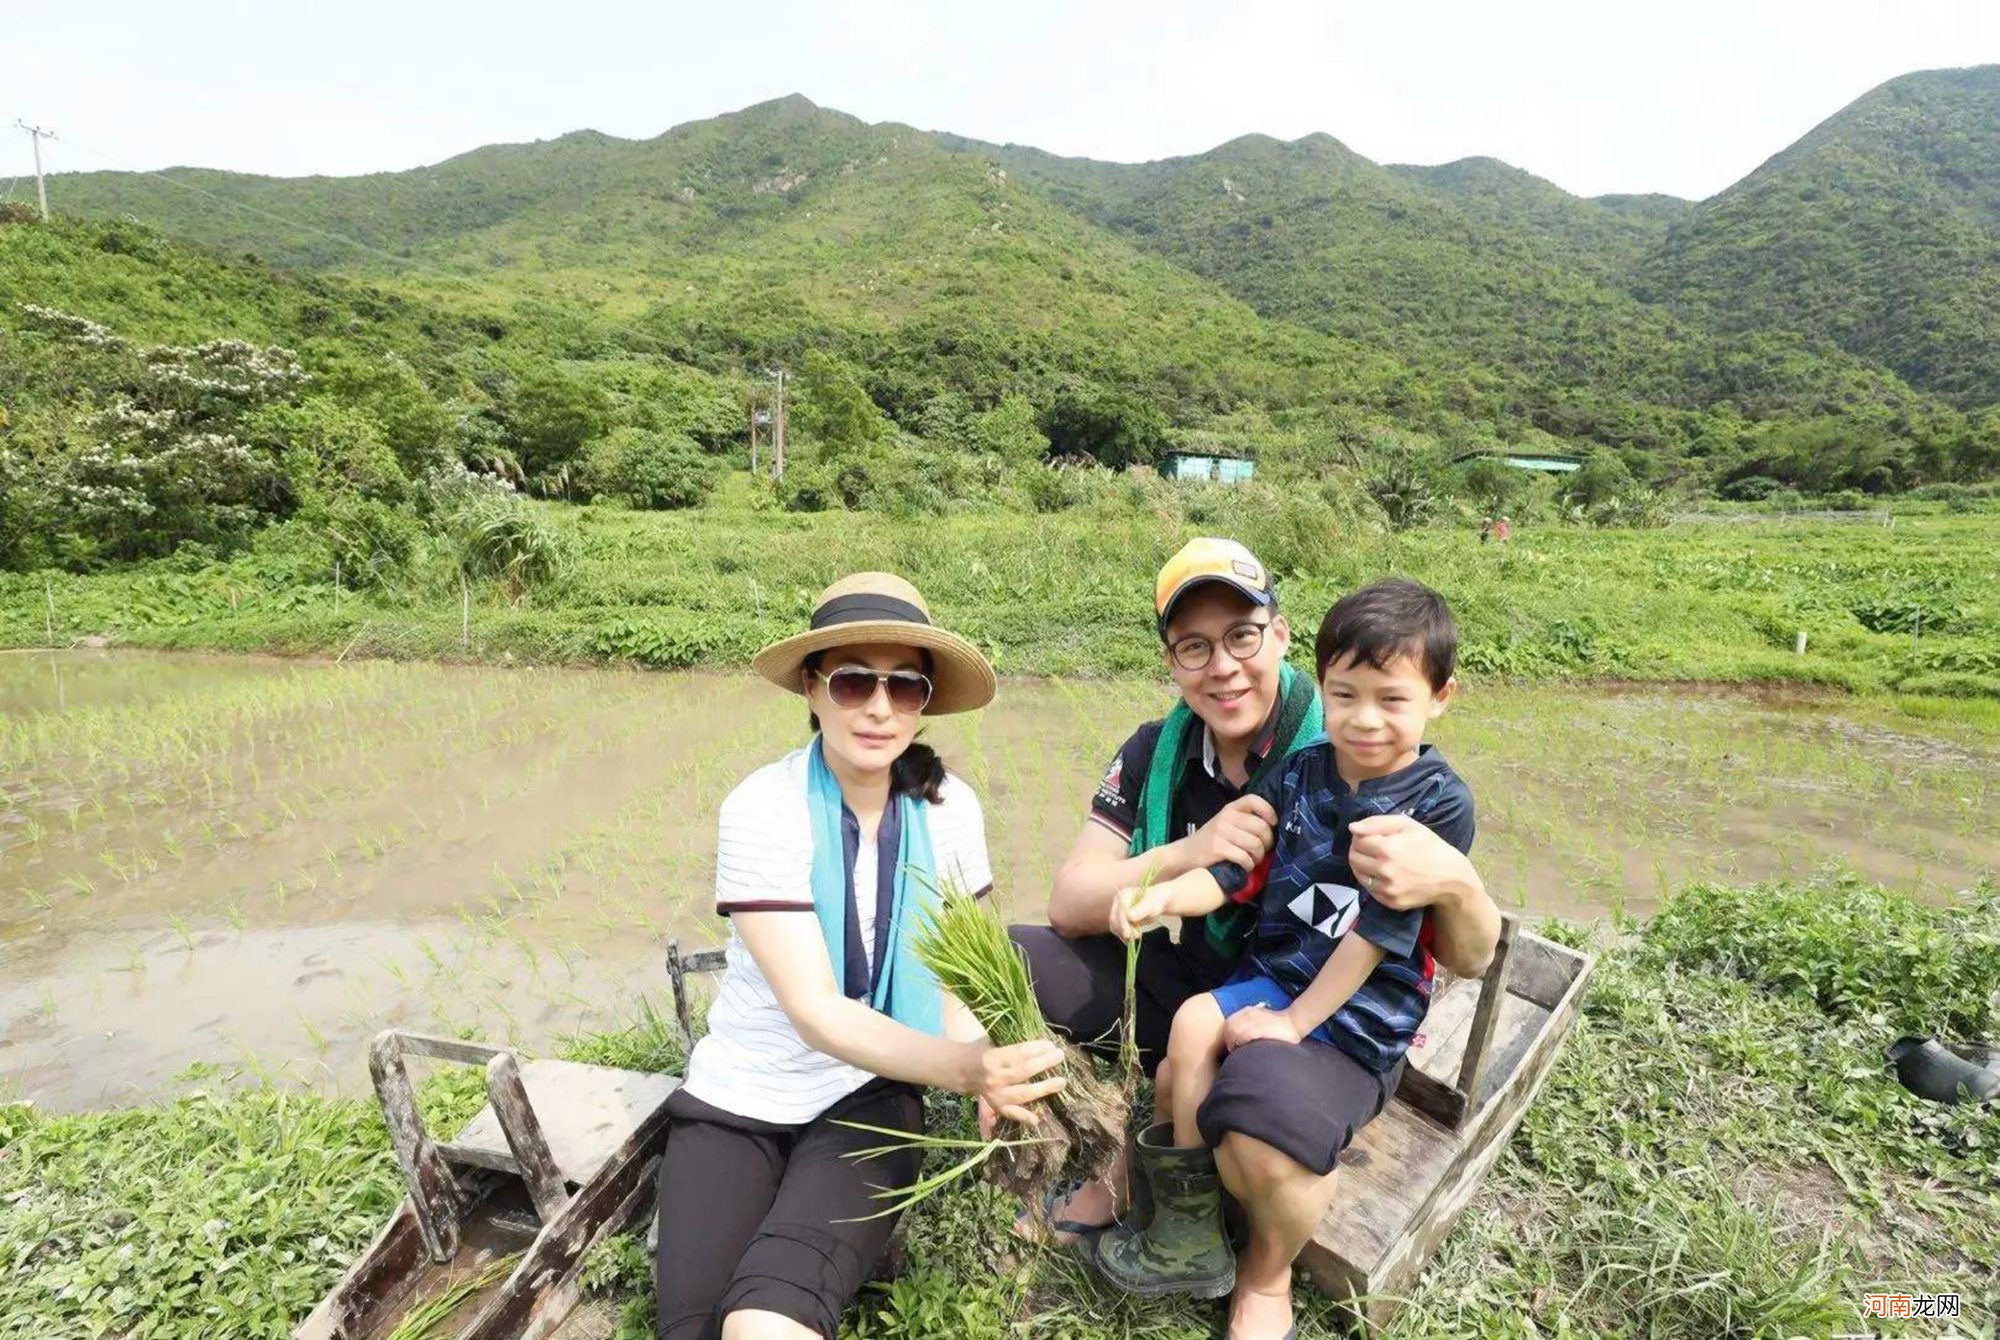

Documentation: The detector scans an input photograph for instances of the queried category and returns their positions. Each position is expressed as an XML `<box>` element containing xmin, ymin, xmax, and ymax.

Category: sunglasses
<box><xmin>815</xmin><ymin>666</ymin><xmax>934</xmax><ymax>714</ymax></box>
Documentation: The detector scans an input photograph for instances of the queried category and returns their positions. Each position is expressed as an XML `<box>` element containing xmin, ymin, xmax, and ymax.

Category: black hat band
<box><xmin>811</xmin><ymin>593</ymin><xmax>931</xmax><ymax>630</ymax></box>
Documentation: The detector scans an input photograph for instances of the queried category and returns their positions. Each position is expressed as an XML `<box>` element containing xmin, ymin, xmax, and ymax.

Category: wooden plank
<box><xmin>667</xmin><ymin>941</ymin><xmax>728</xmax><ymax>1044</ymax></box>
<box><xmin>1395</xmin><ymin>1068</ymin><xmax>1465</xmax><ymax>1129</ymax></box>
<box><xmin>1454</xmin><ymin>917</ymin><xmax>1517</xmax><ymax>1111</ymax></box>
<box><xmin>368</xmin><ymin>1031</ymin><xmax>464</xmax><ymax>1264</ymax></box>
<box><xmin>1505</xmin><ymin>933</ymin><xmax>1579</xmax><ymax>1012</ymax></box>
<box><xmin>1404</xmin><ymin>977</ymin><xmax>1480</xmax><ymax>1084</ymax></box>
<box><xmin>453</xmin><ymin>1062</ymin><xmax>680</xmax><ymax>1190</ymax></box>
<box><xmin>291</xmin><ymin>1170</ymin><xmax>505</xmax><ymax>1340</ymax></box>
<box><xmin>487</xmin><ymin>1053</ymin><xmax>570</xmax><ymax>1224</ymax></box>
<box><xmin>1308</xmin><ymin>1099</ymin><xmax>1462</xmax><ymax>1296</ymax></box>
<box><xmin>1317</xmin><ymin>949</ymin><xmax>1594</xmax><ymax>1331</ymax></box>
<box><xmin>390</xmin><ymin>1034</ymin><xmax>509</xmax><ymax>1068</ymax></box>
<box><xmin>458</xmin><ymin>1104</ymin><xmax>675</xmax><ymax>1340</ymax></box>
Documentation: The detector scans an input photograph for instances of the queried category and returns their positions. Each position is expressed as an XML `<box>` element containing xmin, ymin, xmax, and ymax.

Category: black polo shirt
<box><xmin>1087</xmin><ymin>703</ymin><xmax>1284</xmax><ymax>986</ymax></box>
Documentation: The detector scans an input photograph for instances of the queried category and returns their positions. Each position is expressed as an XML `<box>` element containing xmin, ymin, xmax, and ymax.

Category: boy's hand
<box><xmin>1110</xmin><ymin>881</ymin><xmax>1173</xmax><ymax>942</ymax></box>
<box><xmin>1224</xmin><ymin>1004</ymin><xmax>1302</xmax><ymax>1051</ymax></box>
<box><xmin>1181</xmin><ymin>794</ymin><xmax>1276</xmax><ymax>871</ymax></box>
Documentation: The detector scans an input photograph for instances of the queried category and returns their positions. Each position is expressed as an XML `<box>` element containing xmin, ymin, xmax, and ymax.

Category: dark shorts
<box><xmin>1010</xmin><ymin>923</ymin><xmax>1208</xmax><ymax>1078</ymax></box>
<box><xmin>1012</xmin><ymin>924</ymin><xmax>1399</xmax><ymax>1175</ymax></box>
<box><xmin>652</xmin><ymin>1079</ymin><xmax>923</xmax><ymax>1340</ymax></box>
<box><xmin>1197</xmin><ymin>1038</ymin><xmax>1402</xmax><ymax>1176</ymax></box>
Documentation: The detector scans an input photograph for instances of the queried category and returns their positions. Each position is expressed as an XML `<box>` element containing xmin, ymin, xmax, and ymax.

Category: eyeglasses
<box><xmin>815</xmin><ymin>666</ymin><xmax>935</xmax><ymax>714</ymax></box>
<box><xmin>1167</xmin><ymin>621</ymin><xmax>1271</xmax><ymax>672</ymax></box>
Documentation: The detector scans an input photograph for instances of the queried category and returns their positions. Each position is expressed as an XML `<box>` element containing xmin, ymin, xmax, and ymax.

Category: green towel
<box><xmin>1128</xmin><ymin>662</ymin><xmax>1322</xmax><ymax>957</ymax></box>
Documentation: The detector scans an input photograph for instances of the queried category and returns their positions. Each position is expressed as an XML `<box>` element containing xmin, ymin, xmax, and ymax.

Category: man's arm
<box><xmin>1347</xmin><ymin>814</ymin><xmax>1501</xmax><ymax>977</ymax></box>
<box><xmin>1048</xmin><ymin>797</ymin><xmax>1274</xmax><ymax>937</ymax></box>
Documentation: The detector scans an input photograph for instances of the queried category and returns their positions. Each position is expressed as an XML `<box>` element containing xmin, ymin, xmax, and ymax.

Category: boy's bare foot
<box><xmin>1225</xmin><ymin>1283</ymin><xmax>1294</xmax><ymax>1340</ymax></box>
<box><xmin>1011</xmin><ymin>1177</ymin><xmax>1118</xmax><ymax>1247</ymax></box>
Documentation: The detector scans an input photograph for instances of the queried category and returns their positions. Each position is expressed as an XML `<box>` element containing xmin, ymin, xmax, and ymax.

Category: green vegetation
<box><xmin>1640</xmin><ymin>67</ymin><xmax>2000</xmax><ymax>410</ymax></box>
<box><xmin>31</xmin><ymin>71</ymin><xmax>2000</xmax><ymax>498</ymax></box>
<box><xmin>6</xmin><ymin>483</ymin><xmax>1996</xmax><ymax>705</ymax></box>
<box><xmin>4</xmin><ymin>874</ymin><xmax>1992</xmax><ymax>1337</ymax></box>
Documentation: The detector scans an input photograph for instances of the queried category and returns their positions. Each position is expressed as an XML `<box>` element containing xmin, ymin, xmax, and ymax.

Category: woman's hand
<box><xmin>1110</xmin><ymin>881</ymin><xmax>1173</xmax><ymax>942</ymax></box>
<box><xmin>1346</xmin><ymin>814</ymin><xmax>1475</xmax><ymax>911</ymax></box>
<box><xmin>970</xmin><ymin>1038</ymin><xmax>1067</xmax><ymax>1128</ymax></box>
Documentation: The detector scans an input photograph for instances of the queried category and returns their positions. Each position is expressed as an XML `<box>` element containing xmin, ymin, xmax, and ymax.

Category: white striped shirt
<box><xmin>680</xmin><ymin>746</ymin><xmax>993</xmax><ymax>1124</ymax></box>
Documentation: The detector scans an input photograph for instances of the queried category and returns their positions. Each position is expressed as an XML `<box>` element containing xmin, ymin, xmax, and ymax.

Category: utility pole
<box><xmin>748</xmin><ymin>389</ymin><xmax>761</xmax><ymax>475</ymax></box>
<box><xmin>15</xmin><ymin>121</ymin><xmax>55</xmax><ymax>220</ymax></box>
<box><xmin>772</xmin><ymin>367</ymin><xmax>787</xmax><ymax>479</ymax></box>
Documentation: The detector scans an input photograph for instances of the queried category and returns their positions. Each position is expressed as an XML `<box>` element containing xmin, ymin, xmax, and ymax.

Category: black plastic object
<box><xmin>1887</xmin><ymin>1036</ymin><xmax>2000</xmax><ymax>1104</ymax></box>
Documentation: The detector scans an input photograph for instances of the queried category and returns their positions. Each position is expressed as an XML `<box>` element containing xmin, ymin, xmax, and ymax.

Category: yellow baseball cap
<box><xmin>1155</xmin><ymin>537</ymin><xmax>1276</xmax><ymax>634</ymax></box>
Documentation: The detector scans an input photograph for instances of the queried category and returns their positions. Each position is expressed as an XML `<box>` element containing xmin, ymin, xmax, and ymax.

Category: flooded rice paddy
<box><xmin>3</xmin><ymin>650</ymin><xmax>1995</xmax><ymax>1111</ymax></box>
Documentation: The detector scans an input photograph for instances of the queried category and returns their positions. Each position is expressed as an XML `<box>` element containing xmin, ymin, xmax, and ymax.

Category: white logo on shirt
<box><xmin>1287</xmin><ymin>882</ymin><xmax>1361</xmax><ymax>939</ymax></box>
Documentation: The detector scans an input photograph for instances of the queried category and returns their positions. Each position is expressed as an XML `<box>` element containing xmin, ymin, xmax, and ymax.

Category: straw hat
<box><xmin>752</xmin><ymin>573</ymin><xmax>997</xmax><ymax>715</ymax></box>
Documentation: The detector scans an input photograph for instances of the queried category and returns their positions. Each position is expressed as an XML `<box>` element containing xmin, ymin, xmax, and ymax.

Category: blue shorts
<box><xmin>1209</xmin><ymin>973</ymin><xmax>1338</xmax><ymax>1049</ymax></box>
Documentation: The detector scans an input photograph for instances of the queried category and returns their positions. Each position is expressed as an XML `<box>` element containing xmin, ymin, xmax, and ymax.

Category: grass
<box><xmin>2</xmin><ymin>873</ymin><xmax>1994</xmax><ymax>1338</ymax></box>
<box><xmin>2</xmin><ymin>490</ymin><xmax>1996</xmax><ymax>698</ymax></box>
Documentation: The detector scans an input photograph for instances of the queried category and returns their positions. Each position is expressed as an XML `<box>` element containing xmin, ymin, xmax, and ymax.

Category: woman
<box><xmin>653</xmin><ymin>572</ymin><xmax>1067</xmax><ymax>1340</ymax></box>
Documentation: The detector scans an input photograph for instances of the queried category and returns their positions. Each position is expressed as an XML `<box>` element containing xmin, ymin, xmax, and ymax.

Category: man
<box><xmin>1005</xmin><ymin>537</ymin><xmax>1502</xmax><ymax>1340</ymax></box>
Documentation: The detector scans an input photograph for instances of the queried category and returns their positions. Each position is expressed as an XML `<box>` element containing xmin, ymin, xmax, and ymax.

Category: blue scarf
<box><xmin>806</xmin><ymin>737</ymin><xmax>943</xmax><ymax>1036</ymax></box>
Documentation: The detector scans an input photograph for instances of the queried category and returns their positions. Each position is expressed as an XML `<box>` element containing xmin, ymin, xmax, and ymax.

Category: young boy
<box><xmin>1097</xmin><ymin>578</ymin><xmax>1475</xmax><ymax>1298</ymax></box>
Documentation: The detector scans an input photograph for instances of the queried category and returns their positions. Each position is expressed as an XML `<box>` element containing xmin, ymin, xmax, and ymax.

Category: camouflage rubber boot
<box><xmin>1120</xmin><ymin>1120</ymin><xmax>1167</xmax><ymax>1229</ymax></box>
<box><xmin>1093</xmin><ymin>1127</ymin><xmax>1235</xmax><ymax>1299</ymax></box>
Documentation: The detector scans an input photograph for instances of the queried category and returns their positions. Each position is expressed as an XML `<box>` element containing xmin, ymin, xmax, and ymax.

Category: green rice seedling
<box><xmin>842</xmin><ymin>877</ymin><xmax>1125</xmax><ymax>1222</ymax></box>
<box><xmin>168</xmin><ymin>913</ymin><xmax>194</xmax><ymax>952</ymax></box>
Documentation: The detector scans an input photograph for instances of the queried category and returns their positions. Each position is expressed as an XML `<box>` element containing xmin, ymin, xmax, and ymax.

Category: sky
<box><xmin>9</xmin><ymin>0</ymin><xmax>1999</xmax><ymax>201</ymax></box>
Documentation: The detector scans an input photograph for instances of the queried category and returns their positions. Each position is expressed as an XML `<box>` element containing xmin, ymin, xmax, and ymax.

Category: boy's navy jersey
<box><xmin>1207</xmin><ymin>741</ymin><xmax>1476</xmax><ymax>1073</ymax></box>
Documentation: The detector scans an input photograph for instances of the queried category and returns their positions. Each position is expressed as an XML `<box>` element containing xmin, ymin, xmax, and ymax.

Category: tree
<box><xmin>583</xmin><ymin>428</ymin><xmax>715</xmax><ymax>510</ymax></box>
<box><xmin>795</xmin><ymin>351</ymin><xmax>888</xmax><ymax>455</ymax></box>
<box><xmin>505</xmin><ymin>367</ymin><xmax>608</xmax><ymax>485</ymax></box>
<box><xmin>1039</xmin><ymin>381</ymin><xmax>1167</xmax><ymax>469</ymax></box>
<box><xmin>966</xmin><ymin>395</ymin><xmax>1049</xmax><ymax>465</ymax></box>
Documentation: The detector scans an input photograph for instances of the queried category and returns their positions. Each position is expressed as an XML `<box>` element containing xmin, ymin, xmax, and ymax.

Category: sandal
<box><xmin>1014</xmin><ymin>1178</ymin><xmax>1115</xmax><ymax>1247</ymax></box>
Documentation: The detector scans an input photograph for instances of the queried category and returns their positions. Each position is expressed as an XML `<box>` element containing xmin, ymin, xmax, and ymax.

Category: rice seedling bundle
<box><xmin>907</xmin><ymin>882</ymin><xmax>1126</xmax><ymax>1218</ymax></box>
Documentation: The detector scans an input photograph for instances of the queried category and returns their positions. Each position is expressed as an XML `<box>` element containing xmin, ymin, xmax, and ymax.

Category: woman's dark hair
<box><xmin>1313</xmin><ymin>578</ymin><xmax>1457</xmax><ymax>690</ymax></box>
<box><xmin>802</xmin><ymin>648</ymin><xmax>948</xmax><ymax>803</ymax></box>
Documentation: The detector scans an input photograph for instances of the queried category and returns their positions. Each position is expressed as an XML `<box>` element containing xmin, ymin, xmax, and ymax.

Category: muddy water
<box><xmin>2</xmin><ymin>651</ymin><xmax>1994</xmax><ymax>1111</ymax></box>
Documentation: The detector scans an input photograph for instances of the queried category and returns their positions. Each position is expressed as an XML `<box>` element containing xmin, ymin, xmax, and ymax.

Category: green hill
<box><xmin>1638</xmin><ymin>65</ymin><xmax>2000</xmax><ymax>408</ymax></box>
<box><xmin>30</xmin><ymin>72</ymin><xmax>2000</xmax><ymax>475</ymax></box>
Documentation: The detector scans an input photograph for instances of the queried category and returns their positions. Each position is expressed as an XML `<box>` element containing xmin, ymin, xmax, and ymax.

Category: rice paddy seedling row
<box><xmin>5</xmin><ymin>653</ymin><xmax>1996</xmax><ymax>1114</ymax></box>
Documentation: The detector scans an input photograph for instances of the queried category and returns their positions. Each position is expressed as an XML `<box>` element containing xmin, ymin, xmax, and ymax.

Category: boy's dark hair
<box><xmin>1314</xmin><ymin>579</ymin><xmax>1457</xmax><ymax>691</ymax></box>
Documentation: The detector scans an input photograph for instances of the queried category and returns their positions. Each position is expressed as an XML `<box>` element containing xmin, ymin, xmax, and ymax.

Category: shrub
<box><xmin>1018</xmin><ymin>460</ymin><xmax>1106</xmax><ymax>513</ymax></box>
<box><xmin>250</xmin><ymin>397</ymin><xmax>408</xmax><ymax>506</ymax></box>
<box><xmin>1895</xmin><ymin>671</ymin><xmax>2000</xmax><ymax>699</ymax></box>
<box><xmin>1647</xmin><ymin>872</ymin><xmax>2000</xmax><ymax>1039</ymax></box>
<box><xmin>443</xmin><ymin>493</ymin><xmax>575</xmax><ymax>603</ymax></box>
<box><xmin>966</xmin><ymin>395</ymin><xmax>1049</xmax><ymax>466</ymax></box>
<box><xmin>1364</xmin><ymin>435</ymin><xmax>1451</xmax><ymax>530</ymax></box>
<box><xmin>795</xmin><ymin>351</ymin><xmax>887</xmax><ymax>454</ymax></box>
<box><xmin>1038</xmin><ymin>381</ymin><xmax>1168</xmax><ymax>469</ymax></box>
<box><xmin>317</xmin><ymin>494</ymin><xmax>423</xmax><ymax>589</ymax></box>
<box><xmin>503</xmin><ymin>367</ymin><xmax>609</xmax><ymax>488</ymax></box>
<box><xmin>584</xmin><ymin>428</ymin><xmax>714</xmax><ymax>510</ymax></box>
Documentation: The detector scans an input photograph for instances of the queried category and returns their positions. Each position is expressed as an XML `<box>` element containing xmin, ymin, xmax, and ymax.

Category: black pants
<box><xmin>1009</xmin><ymin>923</ymin><xmax>1207</xmax><ymax>1077</ymax></box>
<box><xmin>653</xmin><ymin>1080</ymin><xmax>924</xmax><ymax>1340</ymax></box>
